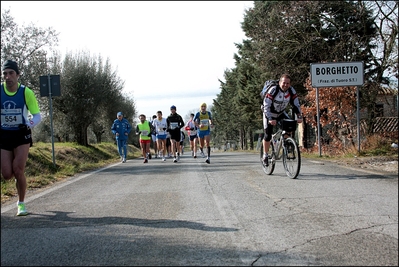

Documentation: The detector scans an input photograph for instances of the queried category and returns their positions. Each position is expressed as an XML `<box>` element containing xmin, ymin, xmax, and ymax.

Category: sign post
<box><xmin>310</xmin><ymin>62</ymin><xmax>364</xmax><ymax>156</ymax></box>
<box><xmin>40</xmin><ymin>75</ymin><xmax>61</xmax><ymax>167</ymax></box>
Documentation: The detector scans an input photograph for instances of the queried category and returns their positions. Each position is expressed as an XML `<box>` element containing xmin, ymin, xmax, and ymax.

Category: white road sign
<box><xmin>310</xmin><ymin>62</ymin><xmax>364</xmax><ymax>88</ymax></box>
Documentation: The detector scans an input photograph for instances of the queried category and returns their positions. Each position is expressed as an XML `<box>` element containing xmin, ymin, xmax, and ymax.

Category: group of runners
<box><xmin>143</xmin><ymin>103</ymin><xmax>214</xmax><ymax>164</ymax></box>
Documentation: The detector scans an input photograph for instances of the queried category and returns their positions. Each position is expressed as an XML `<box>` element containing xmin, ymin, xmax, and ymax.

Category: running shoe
<box><xmin>191</xmin><ymin>151</ymin><xmax>194</xmax><ymax>157</ymax></box>
<box><xmin>205</xmin><ymin>157</ymin><xmax>210</xmax><ymax>164</ymax></box>
<box><xmin>143</xmin><ymin>158</ymin><xmax>148</xmax><ymax>163</ymax></box>
<box><xmin>120</xmin><ymin>156</ymin><xmax>124</xmax><ymax>162</ymax></box>
<box><xmin>148</xmin><ymin>153</ymin><xmax>152</xmax><ymax>159</ymax></box>
<box><xmin>155</xmin><ymin>154</ymin><xmax>158</xmax><ymax>159</ymax></box>
<box><xmin>122</xmin><ymin>157</ymin><xmax>126</xmax><ymax>163</ymax></box>
<box><xmin>173</xmin><ymin>157</ymin><xmax>177</xmax><ymax>163</ymax></box>
<box><xmin>200</xmin><ymin>151</ymin><xmax>205</xmax><ymax>158</ymax></box>
<box><xmin>162</xmin><ymin>157</ymin><xmax>166</xmax><ymax>161</ymax></box>
<box><xmin>262</xmin><ymin>154</ymin><xmax>269</xmax><ymax>166</ymax></box>
<box><xmin>16</xmin><ymin>203</ymin><xmax>28</xmax><ymax>216</ymax></box>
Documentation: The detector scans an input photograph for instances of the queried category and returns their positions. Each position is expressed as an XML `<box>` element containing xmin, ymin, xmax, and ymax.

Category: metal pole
<box><xmin>48</xmin><ymin>74</ymin><xmax>56</xmax><ymax>167</ymax></box>
<box><xmin>356</xmin><ymin>86</ymin><xmax>360</xmax><ymax>153</ymax></box>
<box><xmin>316</xmin><ymin>87</ymin><xmax>321</xmax><ymax>156</ymax></box>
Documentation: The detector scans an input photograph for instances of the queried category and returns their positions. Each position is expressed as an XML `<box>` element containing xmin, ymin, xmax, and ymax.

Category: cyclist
<box><xmin>261</xmin><ymin>73</ymin><xmax>303</xmax><ymax>166</ymax></box>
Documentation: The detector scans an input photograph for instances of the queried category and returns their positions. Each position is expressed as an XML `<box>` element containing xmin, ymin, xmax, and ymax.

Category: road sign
<box><xmin>310</xmin><ymin>62</ymin><xmax>364</xmax><ymax>88</ymax></box>
<box><xmin>40</xmin><ymin>75</ymin><xmax>61</xmax><ymax>97</ymax></box>
<box><xmin>39</xmin><ymin>74</ymin><xmax>61</xmax><ymax>167</ymax></box>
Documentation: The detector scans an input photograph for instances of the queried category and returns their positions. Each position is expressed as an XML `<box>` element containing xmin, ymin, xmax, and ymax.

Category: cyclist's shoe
<box><xmin>173</xmin><ymin>157</ymin><xmax>177</xmax><ymax>163</ymax></box>
<box><xmin>286</xmin><ymin>144</ymin><xmax>295</xmax><ymax>159</ymax></box>
<box><xmin>16</xmin><ymin>203</ymin><xmax>28</xmax><ymax>216</ymax></box>
<box><xmin>205</xmin><ymin>157</ymin><xmax>210</xmax><ymax>164</ymax></box>
<box><xmin>262</xmin><ymin>154</ymin><xmax>269</xmax><ymax>167</ymax></box>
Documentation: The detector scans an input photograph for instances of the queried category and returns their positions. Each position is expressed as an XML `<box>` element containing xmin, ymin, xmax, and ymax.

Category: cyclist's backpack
<box><xmin>260</xmin><ymin>80</ymin><xmax>279</xmax><ymax>99</ymax></box>
<box><xmin>260</xmin><ymin>79</ymin><xmax>293</xmax><ymax>100</ymax></box>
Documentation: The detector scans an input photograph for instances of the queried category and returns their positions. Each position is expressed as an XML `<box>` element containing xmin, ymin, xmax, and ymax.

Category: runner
<box><xmin>184</xmin><ymin>113</ymin><xmax>199</xmax><ymax>158</ymax></box>
<box><xmin>135</xmin><ymin>114</ymin><xmax>154</xmax><ymax>163</ymax></box>
<box><xmin>150</xmin><ymin>115</ymin><xmax>158</xmax><ymax>158</ymax></box>
<box><xmin>194</xmin><ymin>103</ymin><xmax>214</xmax><ymax>164</ymax></box>
<box><xmin>152</xmin><ymin>111</ymin><xmax>168</xmax><ymax>161</ymax></box>
<box><xmin>180</xmin><ymin>130</ymin><xmax>186</xmax><ymax>155</ymax></box>
<box><xmin>167</xmin><ymin>105</ymin><xmax>184</xmax><ymax>163</ymax></box>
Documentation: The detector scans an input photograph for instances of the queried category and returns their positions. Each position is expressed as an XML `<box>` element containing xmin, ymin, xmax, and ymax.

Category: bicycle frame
<box><xmin>260</xmin><ymin>119</ymin><xmax>301</xmax><ymax>179</ymax></box>
<box><xmin>270</xmin><ymin>129</ymin><xmax>286</xmax><ymax>161</ymax></box>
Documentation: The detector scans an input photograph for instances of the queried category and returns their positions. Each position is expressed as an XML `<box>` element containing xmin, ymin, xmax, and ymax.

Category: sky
<box><xmin>1</xmin><ymin>1</ymin><xmax>254</xmax><ymax>122</ymax></box>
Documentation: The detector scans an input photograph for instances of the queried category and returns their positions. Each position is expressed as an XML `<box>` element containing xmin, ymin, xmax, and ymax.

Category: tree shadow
<box><xmin>1</xmin><ymin>211</ymin><xmax>239</xmax><ymax>233</ymax></box>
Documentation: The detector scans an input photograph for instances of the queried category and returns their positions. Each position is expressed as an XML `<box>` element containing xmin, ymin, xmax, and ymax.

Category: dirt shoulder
<box><xmin>319</xmin><ymin>155</ymin><xmax>398</xmax><ymax>174</ymax></box>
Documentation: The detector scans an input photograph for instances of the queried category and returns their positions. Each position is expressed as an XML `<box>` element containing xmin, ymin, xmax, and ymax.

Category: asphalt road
<box><xmin>1</xmin><ymin>151</ymin><xmax>398</xmax><ymax>266</ymax></box>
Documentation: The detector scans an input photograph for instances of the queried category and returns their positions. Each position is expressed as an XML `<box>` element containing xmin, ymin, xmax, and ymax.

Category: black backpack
<box><xmin>260</xmin><ymin>80</ymin><xmax>293</xmax><ymax>100</ymax></box>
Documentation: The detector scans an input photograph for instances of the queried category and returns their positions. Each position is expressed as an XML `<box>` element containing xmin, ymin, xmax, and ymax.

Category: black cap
<box><xmin>2</xmin><ymin>60</ymin><xmax>19</xmax><ymax>74</ymax></box>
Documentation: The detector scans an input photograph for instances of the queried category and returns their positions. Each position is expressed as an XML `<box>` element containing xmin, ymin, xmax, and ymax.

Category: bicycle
<box><xmin>260</xmin><ymin>119</ymin><xmax>301</xmax><ymax>179</ymax></box>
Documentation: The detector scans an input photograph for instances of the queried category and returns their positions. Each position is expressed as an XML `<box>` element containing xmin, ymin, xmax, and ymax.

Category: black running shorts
<box><xmin>0</xmin><ymin>128</ymin><xmax>32</xmax><ymax>151</ymax></box>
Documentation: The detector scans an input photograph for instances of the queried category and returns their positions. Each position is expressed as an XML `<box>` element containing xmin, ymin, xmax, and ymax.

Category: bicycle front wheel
<box><xmin>260</xmin><ymin>140</ymin><xmax>275</xmax><ymax>175</ymax></box>
<box><xmin>282</xmin><ymin>137</ymin><xmax>301</xmax><ymax>179</ymax></box>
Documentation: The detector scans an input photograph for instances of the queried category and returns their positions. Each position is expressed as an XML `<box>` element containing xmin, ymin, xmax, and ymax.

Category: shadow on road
<box><xmin>1</xmin><ymin>210</ymin><xmax>239</xmax><ymax>232</ymax></box>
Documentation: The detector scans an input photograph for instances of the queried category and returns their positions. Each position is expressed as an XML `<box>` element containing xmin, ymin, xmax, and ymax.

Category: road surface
<box><xmin>1</xmin><ymin>152</ymin><xmax>398</xmax><ymax>266</ymax></box>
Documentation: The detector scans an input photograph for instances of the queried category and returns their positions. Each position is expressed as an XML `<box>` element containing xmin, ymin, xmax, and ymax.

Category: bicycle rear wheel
<box><xmin>260</xmin><ymin>141</ymin><xmax>275</xmax><ymax>175</ymax></box>
<box><xmin>282</xmin><ymin>137</ymin><xmax>301</xmax><ymax>179</ymax></box>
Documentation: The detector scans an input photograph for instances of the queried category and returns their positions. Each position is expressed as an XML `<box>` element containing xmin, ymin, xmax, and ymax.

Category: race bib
<box><xmin>141</xmin><ymin>130</ymin><xmax>148</xmax><ymax>136</ymax></box>
<box><xmin>1</xmin><ymin>108</ymin><xmax>23</xmax><ymax>127</ymax></box>
<box><xmin>201</xmin><ymin>119</ymin><xmax>209</xmax><ymax>126</ymax></box>
<box><xmin>170</xmin><ymin>122</ymin><xmax>178</xmax><ymax>129</ymax></box>
<box><xmin>190</xmin><ymin>129</ymin><xmax>197</xmax><ymax>135</ymax></box>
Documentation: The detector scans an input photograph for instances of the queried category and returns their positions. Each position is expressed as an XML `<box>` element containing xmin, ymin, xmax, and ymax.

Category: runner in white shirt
<box><xmin>152</xmin><ymin>111</ymin><xmax>168</xmax><ymax>161</ymax></box>
<box><xmin>184</xmin><ymin>113</ymin><xmax>199</xmax><ymax>158</ymax></box>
